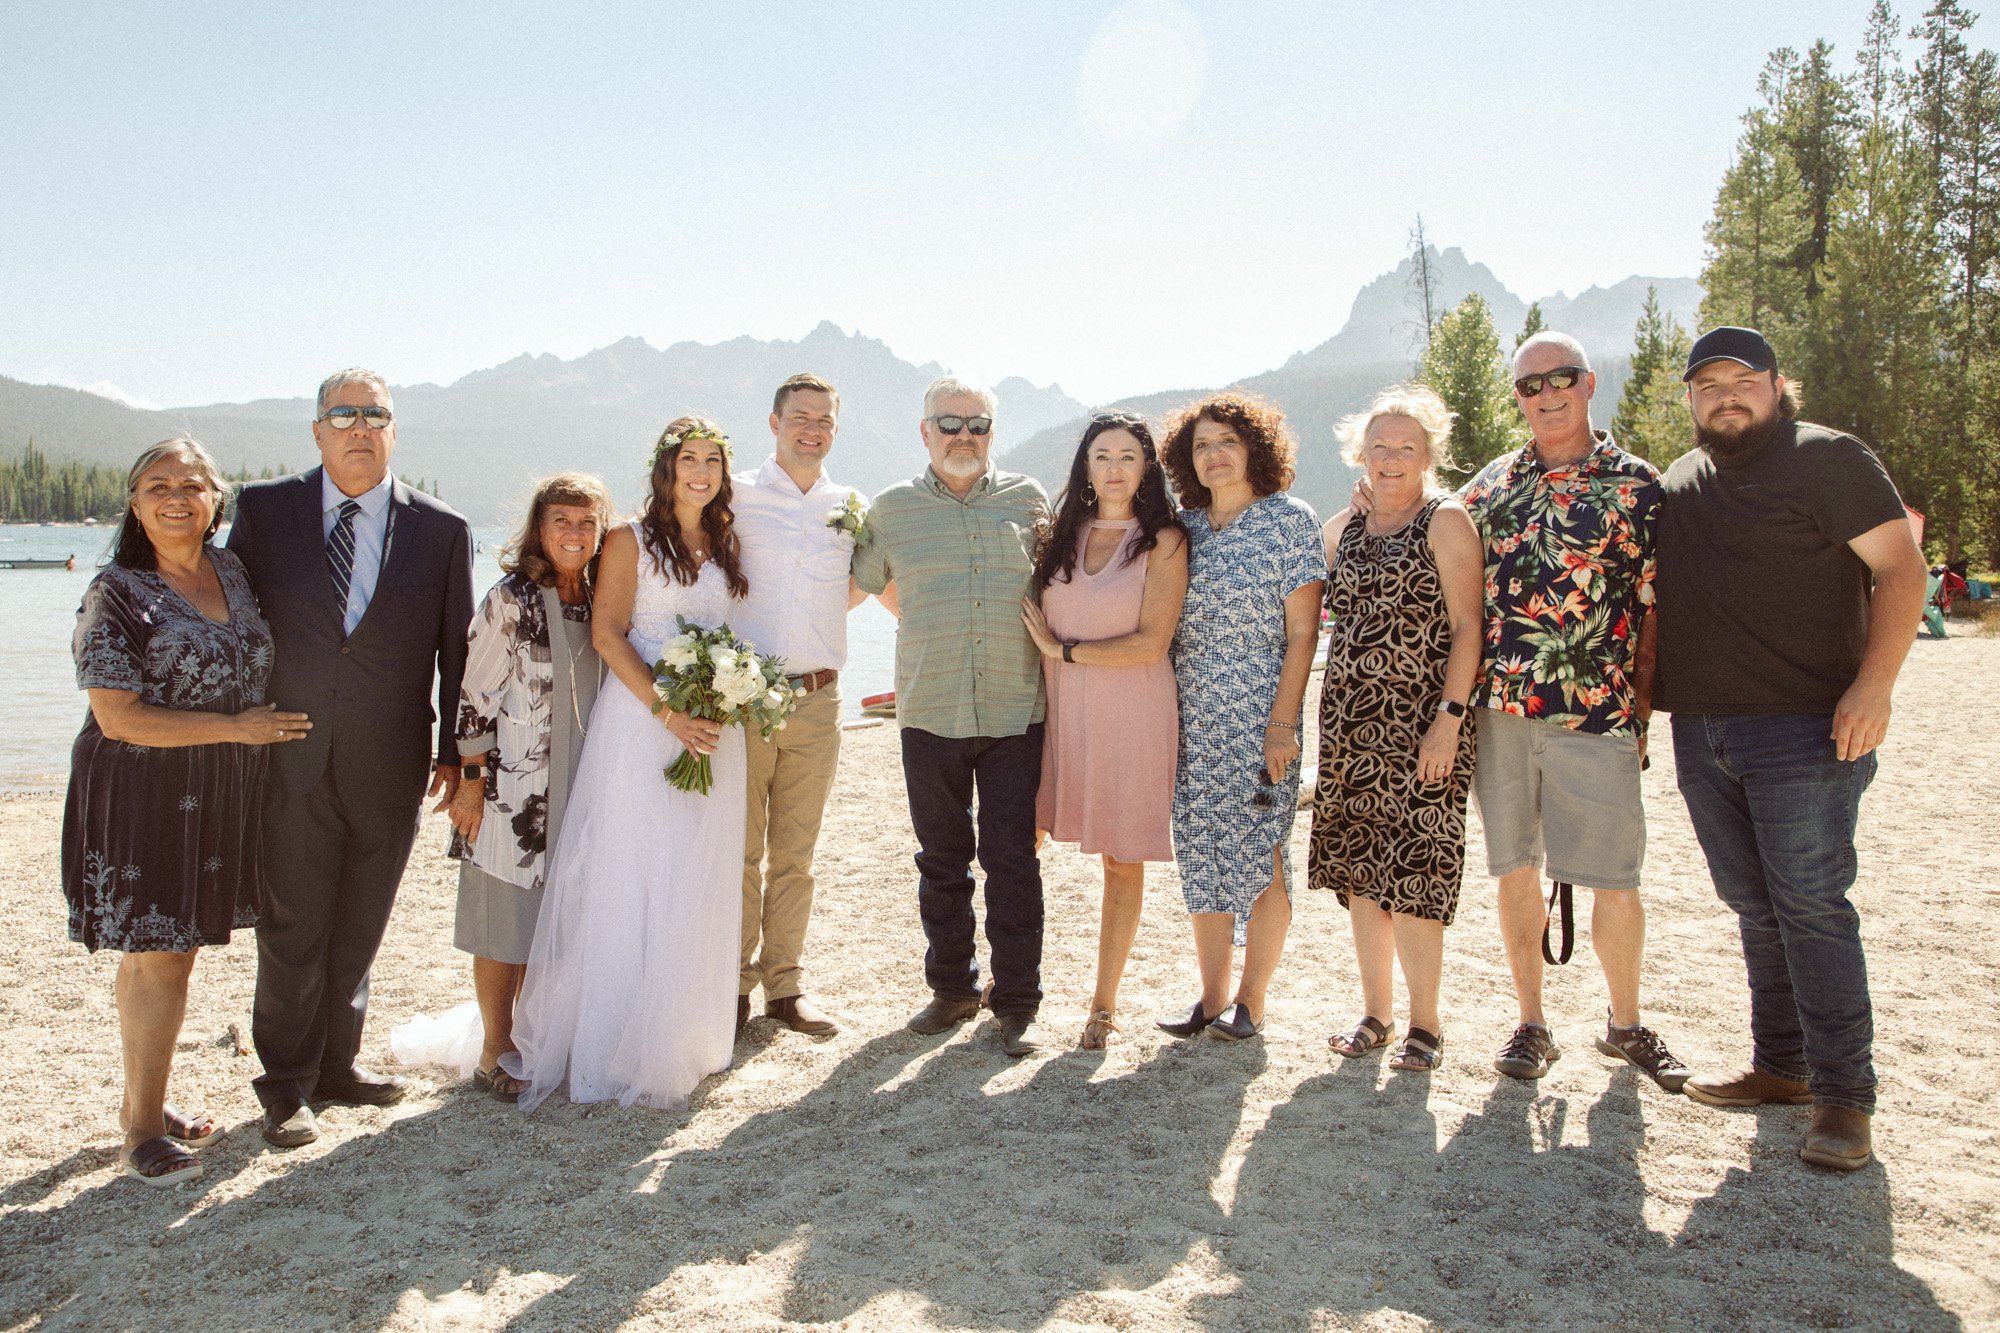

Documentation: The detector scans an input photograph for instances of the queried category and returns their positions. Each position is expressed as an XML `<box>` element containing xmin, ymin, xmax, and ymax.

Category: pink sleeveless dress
<box><xmin>1035</xmin><ymin>519</ymin><xmax>1177</xmax><ymax>863</ymax></box>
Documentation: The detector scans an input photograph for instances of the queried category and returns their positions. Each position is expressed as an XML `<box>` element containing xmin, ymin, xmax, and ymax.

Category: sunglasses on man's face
<box><xmin>1513</xmin><ymin>367</ymin><xmax>1587</xmax><ymax>398</ymax></box>
<box><xmin>931</xmin><ymin>414</ymin><xmax>993</xmax><ymax>437</ymax></box>
<box><xmin>316</xmin><ymin>405</ymin><xmax>395</xmax><ymax>430</ymax></box>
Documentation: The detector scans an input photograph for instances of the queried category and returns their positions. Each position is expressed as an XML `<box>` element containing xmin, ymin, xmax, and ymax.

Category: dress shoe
<box><xmin>260</xmin><ymin>1102</ymin><xmax>319</xmax><ymax>1150</ymax></box>
<box><xmin>1800</xmin><ymin>1105</ymin><xmax>1873</xmax><ymax>1171</ymax></box>
<box><xmin>906</xmin><ymin>994</ymin><xmax>981</xmax><ymax>1035</ymax></box>
<box><xmin>1684</xmin><ymin>1065</ymin><xmax>1813</xmax><ymax>1108</ymax></box>
<box><xmin>1157</xmin><ymin>1001</ymin><xmax>1220</xmax><ymax>1038</ymax></box>
<box><xmin>996</xmin><ymin>1012</ymin><xmax>1042</xmax><ymax>1058</ymax></box>
<box><xmin>1207</xmin><ymin>1003</ymin><xmax>1265</xmax><ymax>1041</ymax></box>
<box><xmin>737</xmin><ymin>994</ymin><xmax>751</xmax><ymax>1035</ymax></box>
<box><xmin>766</xmin><ymin>994</ymin><xmax>838</xmax><ymax>1035</ymax></box>
<box><xmin>314</xmin><ymin>1065</ymin><xmax>409</xmax><ymax>1107</ymax></box>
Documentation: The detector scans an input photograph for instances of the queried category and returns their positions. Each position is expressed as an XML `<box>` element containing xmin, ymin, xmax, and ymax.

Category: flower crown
<box><xmin>653</xmin><ymin>424</ymin><xmax>733</xmax><ymax>470</ymax></box>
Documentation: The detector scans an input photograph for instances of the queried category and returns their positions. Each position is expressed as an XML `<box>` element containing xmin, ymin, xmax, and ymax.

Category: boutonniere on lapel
<box><xmin>826</xmin><ymin>493</ymin><xmax>869</xmax><ymax>544</ymax></box>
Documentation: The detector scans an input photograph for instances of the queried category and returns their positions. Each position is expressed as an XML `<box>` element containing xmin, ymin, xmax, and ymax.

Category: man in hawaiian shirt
<box><xmin>1460</xmin><ymin>331</ymin><xmax>1688</xmax><ymax>1092</ymax></box>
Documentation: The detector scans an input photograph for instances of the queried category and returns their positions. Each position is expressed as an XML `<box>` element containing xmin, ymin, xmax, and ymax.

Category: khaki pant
<box><xmin>741</xmin><ymin>684</ymin><xmax>842</xmax><ymax>1000</ymax></box>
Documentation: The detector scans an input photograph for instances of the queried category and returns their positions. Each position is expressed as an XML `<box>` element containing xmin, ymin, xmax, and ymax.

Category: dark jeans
<box><xmin>899</xmin><ymin>724</ymin><xmax>1045</xmax><ymax>1017</ymax></box>
<box><xmin>1672</xmin><ymin>712</ymin><xmax>1877</xmax><ymax>1113</ymax></box>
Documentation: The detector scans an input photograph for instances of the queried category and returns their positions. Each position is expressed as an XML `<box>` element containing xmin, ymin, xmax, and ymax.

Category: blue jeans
<box><xmin>899</xmin><ymin>725</ymin><xmax>1045</xmax><ymax>1016</ymax></box>
<box><xmin>1671</xmin><ymin>713</ymin><xmax>1877</xmax><ymax>1113</ymax></box>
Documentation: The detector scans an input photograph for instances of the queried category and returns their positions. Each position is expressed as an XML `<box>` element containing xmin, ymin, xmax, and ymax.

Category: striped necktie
<box><xmin>328</xmin><ymin>498</ymin><xmax>362</xmax><ymax>623</ymax></box>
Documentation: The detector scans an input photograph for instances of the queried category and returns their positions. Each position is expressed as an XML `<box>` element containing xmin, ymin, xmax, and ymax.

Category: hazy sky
<box><xmin>3</xmin><ymin>2</ymin><xmax>1991</xmax><ymax>410</ymax></box>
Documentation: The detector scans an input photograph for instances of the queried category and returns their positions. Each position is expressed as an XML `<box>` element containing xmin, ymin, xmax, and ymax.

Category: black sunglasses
<box><xmin>1513</xmin><ymin>367</ymin><xmax>1587</xmax><ymax>398</ymax></box>
<box><xmin>316</xmin><ymin>405</ymin><xmax>395</xmax><ymax>430</ymax></box>
<box><xmin>931</xmin><ymin>414</ymin><xmax>993</xmax><ymax>437</ymax></box>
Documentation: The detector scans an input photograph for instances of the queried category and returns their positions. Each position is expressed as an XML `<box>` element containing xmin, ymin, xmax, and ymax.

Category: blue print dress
<box><xmin>61</xmin><ymin>552</ymin><xmax>274</xmax><ymax>953</ymax></box>
<box><xmin>1170</xmin><ymin>493</ymin><xmax>1325</xmax><ymax>924</ymax></box>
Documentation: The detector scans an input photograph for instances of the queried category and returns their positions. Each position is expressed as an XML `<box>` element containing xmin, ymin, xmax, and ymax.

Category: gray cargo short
<box><xmin>1472</xmin><ymin>708</ymin><xmax>1645</xmax><ymax>890</ymax></box>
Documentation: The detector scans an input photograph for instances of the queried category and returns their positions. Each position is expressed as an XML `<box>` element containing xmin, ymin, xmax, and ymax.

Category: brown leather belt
<box><xmin>788</xmin><ymin>668</ymin><xmax>838</xmax><ymax>694</ymax></box>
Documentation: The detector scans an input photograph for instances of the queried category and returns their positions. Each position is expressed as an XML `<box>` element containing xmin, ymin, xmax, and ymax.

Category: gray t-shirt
<box><xmin>1654</xmin><ymin>421</ymin><xmax>1906</xmax><ymax>716</ymax></box>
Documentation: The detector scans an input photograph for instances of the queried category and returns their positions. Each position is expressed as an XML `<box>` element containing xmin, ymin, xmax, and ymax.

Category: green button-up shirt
<box><xmin>852</xmin><ymin>466</ymin><xmax>1050</xmax><ymax>739</ymax></box>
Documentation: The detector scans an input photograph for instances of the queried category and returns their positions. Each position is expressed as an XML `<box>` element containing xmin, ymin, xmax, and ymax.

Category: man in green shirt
<box><xmin>852</xmin><ymin>376</ymin><xmax>1051</xmax><ymax>1057</ymax></box>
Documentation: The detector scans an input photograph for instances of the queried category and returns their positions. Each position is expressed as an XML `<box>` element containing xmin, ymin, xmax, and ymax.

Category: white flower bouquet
<box><xmin>826</xmin><ymin>493</ymin><xmax>869</xmax><ymax>541</ymax></box>
<box><xmin>652</xmin><ymin>616</ymin><xmax>800</xmax><ymax>795</ymax></box>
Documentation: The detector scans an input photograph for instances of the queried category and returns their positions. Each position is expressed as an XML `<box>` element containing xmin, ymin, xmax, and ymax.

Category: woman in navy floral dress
<box><xmin>1159</xmin><ymin>394</ymin><xmax>1325</xmax><ymax>1041</ymax></box>
<box><xmin>63</xmin><ymin>439</ymin><xmax>309</xmax><ymax>1187</ymax></box>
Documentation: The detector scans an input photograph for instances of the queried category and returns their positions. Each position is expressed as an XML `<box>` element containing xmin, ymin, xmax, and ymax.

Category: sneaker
<box><xmin>1494</xmin><ymin>1024</ymin><xmax>1562</xmax><ymax>1079</ymax></box>
<box><xmin>1595</xmin><ymin>1013</ymin><xmax>1691</xmax><ymax>1092</ymax></box>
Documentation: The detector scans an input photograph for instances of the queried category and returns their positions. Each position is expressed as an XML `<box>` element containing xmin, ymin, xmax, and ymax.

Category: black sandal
<box><xmin>1390</xmin><ymin>1026</ymin><xmax>1445</xmax><ymax>1072</ymax></box>
<box><xmin>1328</xmin><ymin>1015</ymin><xmax>1393</xmax><ymax>1058</ymax></box>
<box><xmin>122</xmin><ymin>1135</ymin><xmax>202</xmax><ymax>1188</ymax></box>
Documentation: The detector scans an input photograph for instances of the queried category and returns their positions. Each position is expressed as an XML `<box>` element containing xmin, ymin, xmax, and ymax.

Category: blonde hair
<box><xmin>1336</xmin><ymin>384</ymin><xmax>1458</xmax><ymax>482</ymax></box>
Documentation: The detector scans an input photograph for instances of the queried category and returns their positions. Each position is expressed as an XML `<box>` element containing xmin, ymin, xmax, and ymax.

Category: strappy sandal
<box><xmin>162</xmin><ymin>1103</ymin><xmax>223</xmax><ymax>1149</ymax></box>
<box><xmin>472</xmin><ymin>1064</ymin><xmax>529</xmax><ymax>1104</ymax></box>
<box><xmin>1390</xmin><ymin>1026</ymin><xmax>1445</xmax><ymax>1072</ymax></box>
<box><xmin>1328</xmin><ymin>1015</ymin><xmax>1393</xmax><ymax>1058</ymax></box>
<box><xmin>1080</xmin><ymin>1008</ymin><xmax>1121</xmax><ymax>1050</ymax></box>
<box><xmin>122</xmin><ymin>1135</ymin><xmax>202</xmax><ymax>1188</ymax></box>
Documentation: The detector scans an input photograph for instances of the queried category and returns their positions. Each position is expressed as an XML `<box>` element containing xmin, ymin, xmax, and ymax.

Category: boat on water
<box><xmin>0</xmin><ymin>558</ymin><xmax>75</xmax><ymax>570</ymax></box>
<box><xmin>859</xmin><ymin>691</ymin><xmax>896</xmax><ymax>719</ymax></box>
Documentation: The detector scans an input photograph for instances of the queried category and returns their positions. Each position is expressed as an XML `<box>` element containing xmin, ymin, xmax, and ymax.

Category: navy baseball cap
<box><xmin>1683</xmin><ymin>327</ymin><xmax>1778</xmax><ymax>381</ymax></box>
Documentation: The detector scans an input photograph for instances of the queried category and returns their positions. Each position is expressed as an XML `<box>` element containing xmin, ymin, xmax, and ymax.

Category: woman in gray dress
<box><xmin>446</xmin><ymin>473</ymin><xmax>614</xmax><ymax>1100</ymax></box>
<box><xmin>1158</xmin><ymin>393</ymin><xmax>1326</xmax><ymax>1041</ymax></box>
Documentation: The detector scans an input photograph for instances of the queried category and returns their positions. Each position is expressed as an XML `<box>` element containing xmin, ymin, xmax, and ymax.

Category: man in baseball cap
<box><xmin>1653</xmin><ymin>325</ymin><xmax>1927</xmax><ymax>1170</ymax></box>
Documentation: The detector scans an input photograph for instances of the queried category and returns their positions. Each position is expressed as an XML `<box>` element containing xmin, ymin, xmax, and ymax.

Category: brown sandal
<box><xmin>472</xmin><ymin>1064</ymin><xmax>529</xmax><ymax>1103</ymax></box>
<box><xmin>1390</xmin><ymin>1027</ymin><xmax>1445</xmax><ymax>1072</ymax></box>
<box><xmin>162</xmin><ymin>1103</ymin><xmax>223</xmax><ymax>1148</ymax></box>
<box><xmin>1328</xmin><ymin>1015</ymin><xmax>1393</xmax><ymax>1058</ymax></box>
<box><xmin>1080</xmin><ymin>1009</ymin><xmax>1121</xmax><ymax>1050</ymax></box>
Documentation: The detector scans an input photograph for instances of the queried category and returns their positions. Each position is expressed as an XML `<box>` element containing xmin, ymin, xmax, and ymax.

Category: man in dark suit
<box><xmin>228</xmin><ymin>367</ymin><xmax>473</xmax><ymax>1148</ymax></box>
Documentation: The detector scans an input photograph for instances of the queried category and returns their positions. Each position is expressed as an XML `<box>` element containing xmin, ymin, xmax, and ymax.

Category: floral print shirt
<box><xmin>1460</xmin><ymin>431</ymin><xmax>1660</xmax><ymax>737</ymax></box>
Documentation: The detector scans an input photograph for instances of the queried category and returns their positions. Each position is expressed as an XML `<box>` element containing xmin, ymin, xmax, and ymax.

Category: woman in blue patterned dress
<box><xmin>1158</xmin><ymin>394</ymin><xmax>1326</xmax><ymax>1040</ymax></box>
<box><xmin>63</xmin><ymin>439</ymin><xmax>310</xmax><ymax>1186</ymax></box>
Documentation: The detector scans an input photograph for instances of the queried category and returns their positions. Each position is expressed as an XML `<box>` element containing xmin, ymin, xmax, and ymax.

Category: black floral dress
<box><xmin>1307</xmin><ymin>498</ymin><xmax>1476</xmax><ymax>924</ymax></box>
<box><xmin>62</xmin><ymin>552</ymin><xmax>274</xmax><ymax>952</ymax></box>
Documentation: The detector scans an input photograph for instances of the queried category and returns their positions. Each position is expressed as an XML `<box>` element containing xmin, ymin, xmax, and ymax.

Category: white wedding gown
<box><xmin>504</xmin><ymin>525</ymin><xmax>745</xmax><ymax>1112</ymax></box>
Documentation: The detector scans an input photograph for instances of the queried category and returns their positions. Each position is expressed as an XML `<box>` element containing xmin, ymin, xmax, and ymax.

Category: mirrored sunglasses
<box><xmin>1512</xmin><ymin>367</ymin><xmax>1587</xmax><ymax>398</ymax></box>
<box><xmin>931</xmin><ymin>414</ymin><xmax>993</xmax><ymax>436</ymax></box>
<box><xmin>316</xmin><ymin>405</ymin><xmax>395</xmax><ymax>430</ymax></box>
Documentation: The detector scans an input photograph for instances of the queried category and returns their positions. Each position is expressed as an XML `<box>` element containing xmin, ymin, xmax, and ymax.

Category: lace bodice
<box><xmin>627</xmin><ymin>520</ymin><xmax>738</xmax><ymax>659</ymax></box>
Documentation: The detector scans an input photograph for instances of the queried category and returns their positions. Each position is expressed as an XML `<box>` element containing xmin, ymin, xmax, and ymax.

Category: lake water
<box><xmin>0</xmin><ymin>523</ymin><xmax>901</xmax><ymax>791</ymax></box>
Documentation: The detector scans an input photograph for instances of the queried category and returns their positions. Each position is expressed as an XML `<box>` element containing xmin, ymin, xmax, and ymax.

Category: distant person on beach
<box><xmin>731</xmin><ymin>373</ymin><xmax>871</xmax><ymax>1038</ymax></box>
<box><xmin>852</xmin><ymin>376</ymin><xmax>1052</xmax><ymax>1057</ymax></box>
<box><xmin>227</xmin><ymin>369</ymin><xmax>474</xmax><ymax>1149</ymax></box>
<box><xmin>504</xmin><ymin>419</ymin><xmax>755</xmax><ymax>1112</ymax></box>
<box><xmin>441</xmin><ymin>473</ymin><xmax>613</xmax><ymax>1101</ymax></box>
<box><xmin>1020</xmin><ymin>412</ymin><xmax>1188</xmax><ymax>1049</ymax></box>
<box><xmin>1156</xmin><ymin>392</ymin><xmax>1323</xmax><ymax>1042</ymax></box>
<box><xmin>1447</xmin><ymin>332</ymin><xmax>1687</xmax><ymax>1091</ymax></box>
<box><xmin>1662</xmin><ymin>327</ymin><xmax>1926</xmax><ymax>1171</ymax></box>
<box><xmin>1314</xmin><ymin>386</ymin><xmax>1482</xmax><ymax>1074</ymax></box>
<box><xmin>64</xmin><ymin>438</ymin><xmax>310</xmax><ymax>1186</ymax></box>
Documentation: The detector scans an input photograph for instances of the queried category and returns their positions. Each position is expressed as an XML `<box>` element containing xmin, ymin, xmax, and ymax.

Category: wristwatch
<box><xmin>460</xmin><ymin>762</ymin><xmax>482</xmax><ymax>781</ymax></box>
<box><xmin>1062</xmin><ymin>640</ymin><xmax>1078</xmax><ymax>663</ymax></box>
<box><xmin>1436</xmin><ymin>700</ymin><xmax>1467</xmax><ymax>719</ymax></box>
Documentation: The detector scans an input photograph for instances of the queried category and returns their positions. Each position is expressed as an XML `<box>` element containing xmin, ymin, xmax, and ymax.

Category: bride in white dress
<box><xmin>505</xmin><ymin>421</ymin><xmax>748</xmax><ymax>1111</ymax></box>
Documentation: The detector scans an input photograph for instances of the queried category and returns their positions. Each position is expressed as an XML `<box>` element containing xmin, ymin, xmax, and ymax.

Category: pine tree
<box><xmin>1762</xmin><ymin>40</ymin><xmax>1858</xmax><ymax>304</ymax></box>
<box><xmin>1418</xmin><ymin>294</ymin><xmax>1517</xmax><ymax>487</ymax></box>
<box><xmin>1611</xmin><ymin>287</ymin><xmax>1693</xmax><ymax>466</ymax></box>
<box><xmin>1516</xmin><ymin>302</ymin><xmax>1545</xmax><ymax>350</ymax></box>
<box><xmin>1699</xmin><ymin>107</ymin><xmax>1811</xmax><ymax>358</ymax></box>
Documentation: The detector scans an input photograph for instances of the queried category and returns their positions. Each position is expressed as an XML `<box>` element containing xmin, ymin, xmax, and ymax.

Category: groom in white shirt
<box><xmin>731</xmin><ymin>373</ymin><xmax>869</xmax><ymax>1035</ymax></box>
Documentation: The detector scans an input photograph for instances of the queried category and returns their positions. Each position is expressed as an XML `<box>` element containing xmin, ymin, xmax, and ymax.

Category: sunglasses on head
<box><xmin>931</xmin><ymin>414</ymin><xmax>992</xmax><ymax>436</ymax></box>
<box><xmin>1091</xmin><ymin>411</ymin><xmax>1144</xmax><ymax>427</ymax></box>
<box><xmin>316</xmin><ymin>405</ymin><xmax>394</xmax><ymax>430</ymax></box>
<box><xmin>1513</xmin><ymin>367</ymin><xmax>1587</xmax><ymax>398</ymax></box>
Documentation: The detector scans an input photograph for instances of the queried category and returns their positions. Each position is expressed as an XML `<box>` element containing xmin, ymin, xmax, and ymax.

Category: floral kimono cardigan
<box><xmin>449</xmin><ymin>572</ymin><xmax>600</xmax><ymax>890</ymax></box>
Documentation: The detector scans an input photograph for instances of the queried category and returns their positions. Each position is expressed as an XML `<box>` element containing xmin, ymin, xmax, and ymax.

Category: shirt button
<box><xmin>340</xmin><ymin>645</ymin><xmax>352</xmax><ymax>655</ymax></box>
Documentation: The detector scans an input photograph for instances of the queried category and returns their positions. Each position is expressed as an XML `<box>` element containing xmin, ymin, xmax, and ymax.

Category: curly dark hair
<box><xmin>1031</xmin><ymin>414</ymin><xmax>1179</xmax><ymax>592</ymax></box>
<box><xmin>638</xmin><ymin>416</ymin><xmax>749</xmax><ymax>597</ymax></box>
<box><xmin>1158</xmin><ymin>392</ymin><xmax>1297</xmax><ymax>510</ymax></box>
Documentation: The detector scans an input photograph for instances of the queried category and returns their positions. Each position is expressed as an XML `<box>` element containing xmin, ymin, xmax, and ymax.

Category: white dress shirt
<box><xmin>321</xmin><ymin>469</ymin><xmax>393</xmax><ymax>636</ymax></box>
<box><xmin>732</xmin><ymin>457</ymin><xmax>861</xmax><ymax>675</ymax></box>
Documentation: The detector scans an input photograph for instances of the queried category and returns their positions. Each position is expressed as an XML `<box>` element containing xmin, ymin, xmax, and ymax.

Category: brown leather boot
<box><xmin>767</xmin><ymin>994</ymin><xmax>838</xmax><ymax>1036</ymax></box>
<box><xmin>1800</xmin><ymin>1105</ymin><xmax>1873</xmax><ymax>1171</ymax></box>
<box><xmin>1684</xmin><ymin>1065</ymin><xmax>1813</xmax><ymax>1107</ymax></box>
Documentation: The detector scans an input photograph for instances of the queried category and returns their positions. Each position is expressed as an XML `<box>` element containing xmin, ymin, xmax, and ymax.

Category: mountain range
<box><xmin>0</xmin><ymin>249</ymin><xmax>1700</xmax><ymax>524</ymax></box>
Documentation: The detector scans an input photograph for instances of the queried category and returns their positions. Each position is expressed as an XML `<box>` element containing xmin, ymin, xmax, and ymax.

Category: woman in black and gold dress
<box><xmin>1309</xmin><ymin>386</ymin><xmax>1484</xmax><ymax>1073</ymax></box>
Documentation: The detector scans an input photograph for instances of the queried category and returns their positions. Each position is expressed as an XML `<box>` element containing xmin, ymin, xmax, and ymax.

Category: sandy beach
<box><xmin>3</xmin><ymin>634</ymin><xmax>1996</xmax><ymax>1332</ymax></box>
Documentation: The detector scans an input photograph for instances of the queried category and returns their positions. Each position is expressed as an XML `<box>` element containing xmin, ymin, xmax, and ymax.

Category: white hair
<box><xmin>316</xmin><ymin>367</ymin><xmax>394</xmax><ymax>417</ymax></box>
<box><xmin>1512</xmin><ymin>331</ymin><xmax>1592</xmax><ymax>375</ymax></box>
<box><xmin>1336</xmin><ymin>383</ymin><xmax>1458</xmax><ymax>480</ymax></box>
<box><xmin>923</xmin><ymin>375</ymin><xmax>997</xmax><ymax>419</ymax></box>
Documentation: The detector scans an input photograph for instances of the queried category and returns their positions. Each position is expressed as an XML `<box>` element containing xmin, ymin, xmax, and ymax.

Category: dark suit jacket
<box><xmin>227</xmin><ymin>469</ymin><xmax>474</xmax><ymax>814</ymax></box>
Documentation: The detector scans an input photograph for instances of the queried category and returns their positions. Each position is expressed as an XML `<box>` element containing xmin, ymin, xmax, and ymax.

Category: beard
<box><xmin>935</xmin><ymin>451</ymin><xmax>987</xmax><ymax>480</ymax></box>
<box><xmin>1693</xmin><ymin>407</ymin><xmax>1784</xmax><ymax>465</ymax></box>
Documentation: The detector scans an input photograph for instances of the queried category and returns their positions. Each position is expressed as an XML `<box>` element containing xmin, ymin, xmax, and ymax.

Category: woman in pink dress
<box><xmin>1021</xmin><ymin>413</ymin><xmax>1188</xmax><ymax>1048</ymax></box>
